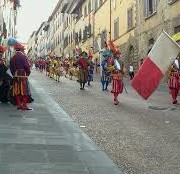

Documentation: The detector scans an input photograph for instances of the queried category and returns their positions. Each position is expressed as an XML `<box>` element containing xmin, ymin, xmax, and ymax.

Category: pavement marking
<box><xmin>148</xmin><ymin>106</ymin><xmax>168</xmax><ymax>111</ymax></box>
<box><xmin>9</xmin><ymin>114</ymin><xmax>23</xmax><ymax>118</ymax></box>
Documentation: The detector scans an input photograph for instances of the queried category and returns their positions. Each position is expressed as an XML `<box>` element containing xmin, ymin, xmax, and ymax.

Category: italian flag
<box><xmin>131</xmin><ymin>31</ymin><xmax>180</xmax><ymax>100</ymax></box>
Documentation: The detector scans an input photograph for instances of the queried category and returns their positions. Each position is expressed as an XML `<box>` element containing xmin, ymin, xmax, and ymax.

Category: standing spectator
<box><xmin>129</xmin><ymin>63</ymin><xmax>134</xmax><ymax>80</ymax></box>
<box><xmin>10</xmin><ymin>44</ymin><xmax>32</xmax><ymax>110</ymax></box>
<box><xmin>87</xmin><ymin>56</ymin><xmax>94</xmax><ymax>86</ymax></box>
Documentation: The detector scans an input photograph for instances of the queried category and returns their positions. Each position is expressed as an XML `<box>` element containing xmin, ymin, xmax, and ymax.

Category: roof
<box><xmin>48</xmin><ymin>0</ymin><xmax>63</xmax><ymax>22</ymax></box>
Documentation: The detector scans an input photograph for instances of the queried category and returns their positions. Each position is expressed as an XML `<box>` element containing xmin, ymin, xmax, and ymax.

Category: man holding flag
<box><xmin>131</xmin><ymin>31</ymin><xmax>180</xmax><ymax>103</ymax></box>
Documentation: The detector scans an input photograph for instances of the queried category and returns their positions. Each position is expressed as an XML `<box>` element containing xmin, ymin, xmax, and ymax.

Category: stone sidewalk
<box><xmin>0</xmin><ymin>80</ymin><xmax>123</xmax><ymax>174</ymax></box>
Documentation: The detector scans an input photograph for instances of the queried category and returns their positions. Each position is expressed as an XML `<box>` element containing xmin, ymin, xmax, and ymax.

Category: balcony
<box><xmin>61</xmin><ymin>0</ymin><xmax>84</xmax><ymax>14</ymax></box>
<box><xmin>60</xmin><ymin>0</ymin><xmax>70</xmax><ymax>13</ymax></box>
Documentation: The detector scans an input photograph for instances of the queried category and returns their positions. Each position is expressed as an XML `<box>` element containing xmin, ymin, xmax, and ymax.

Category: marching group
<box><xmin>0</xmin><ymin>41</ymin><xmax>180</xmax><ymax>110</ymax></box>
<box><xmin>34</xmin><ymin>47</ymin><xmax>180</xmax><ymax>105</ymax></box>
<box><xmin>34</xmin><ymin>48</ymin><xmax>130</xmax><ymax>105</ymax></box>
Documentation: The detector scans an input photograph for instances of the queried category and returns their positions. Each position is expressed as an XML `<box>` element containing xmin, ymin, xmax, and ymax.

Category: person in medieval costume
<box><xmin>0</xmin><ymin>46</ymin><xmax>13</xmax><ymax>103</ymax></box>
<box><xmin>10</xmin><ymin>43</ymin><xmax>32</xmax><ymax>110</ymax></box>
<box><xmin>168</xmin><ymin>58</ymin><xmax>180</xmax><ymax>104</ymax></box>
<box><xmin>77</xmin><ymin>51</ymin><xmax>89</xmax><ymax>90</ymax></box>
<box><xmin>87</xmin><ymin>56</ymin><xmax>94</xmax><ymax>86</ymax></box>
<box><xmin>45</xmin><ymin>57</ymin><xmax>51</xmax><ymax>76</ymax></box>
<box><xmin>111</xmin><ymin>51</ymin><xmax>125</xmax><ymax>105</ymax></box>
<box><xmin>101</xmin><ymin>50</ymin><xmax>112</xmax><ymax>91</ymax></box>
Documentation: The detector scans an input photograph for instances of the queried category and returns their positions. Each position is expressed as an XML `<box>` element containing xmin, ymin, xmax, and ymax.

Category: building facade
<box><xmin>136</xmin><ymin>0</ymin><xmax>180</xmax><ymax>59</ymax></box>
<box><xmin>0</xmin><ymin>0</ymin><xmax>21</xmax><ymax>61</ymax></box>
<box><xmin>28</xmin><ymin>0</ymin><xmax>180</xmax><ymax>71</ymax></box>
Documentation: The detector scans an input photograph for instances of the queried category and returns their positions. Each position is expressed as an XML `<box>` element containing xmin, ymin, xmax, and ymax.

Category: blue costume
<box><xmin>87</xmin><ymin>60</ymin><xmax>94</xmax><ymax>85</ymax></box>
<box><xmin>101</xmin><ymin>50</ymin><xmax>112</xmax><ymax>91</ymax></box>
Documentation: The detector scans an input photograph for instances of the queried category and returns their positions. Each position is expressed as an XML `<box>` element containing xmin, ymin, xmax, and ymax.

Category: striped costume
<box><xmin>111</xmin><ymin>59</ymin><xmax>125</xmax><ymax>105</ymax></box>
<box><xmin>101</xmin><ymin>59</ymin><xmax>111</xmax><ymax>90</ymax></box>
<box><xmin>10</xmin><ymin>52</ymin><xmax>31</xmax><ymax>96</ymax></box>
<box><xmin>111</xmin><ymin>73</ymin><xmax>124</xmax><ymax>94</ymax></box>
<box><xmin>168</xmin><ymin>67</ymin><xmax>180</xmax><ymax>104</ymax></box>
<box><xmin>10</xmin><ymin>50</ymin><xmax>31</xmax><ymax>110</ymax></box>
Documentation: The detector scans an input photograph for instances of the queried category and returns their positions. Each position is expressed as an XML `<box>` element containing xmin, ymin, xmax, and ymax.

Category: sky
<box><xmin>16</xmin><ymin>0</ymin><xmax>59</xmax><ymax>43</ymax></box>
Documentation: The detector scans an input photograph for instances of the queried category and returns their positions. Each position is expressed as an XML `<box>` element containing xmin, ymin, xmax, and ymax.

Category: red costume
<box><xmin>10</xmin><ymin>44</ymin><xmax>32</xmax><ymax>110</ymax></box>
<box><xmin>168</xmin><ymin>65</ymin><xmax>180</xmax><ymax>104</ymax></box>
<box><xmin>77</xmin><ymin>52</ymin><xmax>89</xmax><ymax>90</ymax></box>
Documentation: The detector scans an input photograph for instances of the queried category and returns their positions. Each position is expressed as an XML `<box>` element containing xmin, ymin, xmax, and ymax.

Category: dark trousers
<box><xmin>129</xmin><ymin>72</ymin><xmax>134</xmax><ymax>80</ymax></box>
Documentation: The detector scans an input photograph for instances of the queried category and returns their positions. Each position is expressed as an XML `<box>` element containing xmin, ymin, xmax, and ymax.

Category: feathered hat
<box><xmin>14</xmin><ymin>43</ymin><xmax>25</xmax><ymax>50</ymax></box>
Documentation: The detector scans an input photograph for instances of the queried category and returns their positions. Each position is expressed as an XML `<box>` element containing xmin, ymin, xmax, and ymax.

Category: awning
<box><xmin>172</xmin><ymin>32</ymin><xmax>180</xmax><ymax>42</ymax></box>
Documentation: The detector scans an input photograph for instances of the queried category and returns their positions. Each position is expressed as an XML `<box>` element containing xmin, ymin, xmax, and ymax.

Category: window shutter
<box><xmin>144</xmin><ymin>0</ymin><xmax>148</xmax><ymax>17</ymax></box>
<box><xmin>153</xmin><ymin>0</ymin><xmax>157</xmax><ymax>12</ymax></box>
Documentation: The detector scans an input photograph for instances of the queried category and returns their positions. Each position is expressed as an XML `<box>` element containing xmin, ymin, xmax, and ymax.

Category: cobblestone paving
<box><xmin>30</xmin><ymin>70</ymin><xmax>180</xmax><ymax>174</ymax></box>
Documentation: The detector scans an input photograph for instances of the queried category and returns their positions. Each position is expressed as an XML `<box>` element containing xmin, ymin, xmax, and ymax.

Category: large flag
<box><xmin>131</xmin><ymin>31</ymin><xmax>180</xmax><ymax>100</ymax></box>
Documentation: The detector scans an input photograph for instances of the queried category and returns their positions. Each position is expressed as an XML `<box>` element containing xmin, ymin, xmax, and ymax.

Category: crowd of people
<box><xmin>34</xmin><ymin>53</ymin><xmax>95</xmax><ymax>87</ymax></box>
<box><xmin>33</xmin><ymin>47</ymin><xmax>127</xmax><ymax>105</ymax></box>
<box><xmin>0</xmin><ymin>41</ymin><xmax>180</xmax><ymax>109</ymax></box>
<box><xmin>0</xmin><ymin>44</ymin><xmax>33</xmax><ymax>110</ymax></box>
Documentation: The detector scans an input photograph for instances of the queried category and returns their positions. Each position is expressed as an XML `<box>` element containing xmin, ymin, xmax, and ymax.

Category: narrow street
<box><xmin>30</xmin><ymin>70</ymin><xmax>180</xmax><ymax>174</ymax></box>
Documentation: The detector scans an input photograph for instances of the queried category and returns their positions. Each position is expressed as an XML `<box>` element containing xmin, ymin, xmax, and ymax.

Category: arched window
<box><xmin>99</xmin><ymin>0</ymin><xmax>103</xmax><ymax>7</ymax></box>
<box><xmin>84</xmin><ymin>6</ymin><xmax>87</xmax><ymax>16</ymax></box>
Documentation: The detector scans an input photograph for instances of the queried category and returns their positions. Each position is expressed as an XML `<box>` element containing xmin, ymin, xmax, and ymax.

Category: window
<box><xmin>84</xmin><ymin>6</ymin><xmax>87</xmax><ymax>16</ymax></box>
<box><xmin>99</xmin><ymin>0</ymin><xmax>103</xmax><ymax>7</ymax></box>
<box><xmin>144</xmin><ymin>0</ymin><xmax>157</xmax><ymax>17</ymax></box>
<box><xmin>174</xmin><ymin>25</ymin><xmax>180</xmax><ymax>33</ymax></box>
<box><xmin>127</xmin><ymin>7</ymin><xmax>133</xmax><ymax>30</ymax></box>
<box><xmin>94</xmin><ymin>0</ymin><xmax>98</xmax><ymax>10</ymax></box>
<box><xmin>114</xmin><ymin>17</ymin><xmax>119</xmax><ymax>39</ymax></box>
<box><xmin>94</xmin><ymin>38</ymin><xmax>99</xmax><ymax>53</ymax></box>
<box><xmin>76</xmin><ymin>7</ymin><xmax>82</xmax><ymax>22</ymax></box>
<box><xmin>101</xmin><ymin>30</ymin><xmax>107</xmax><ymax>48</ymax></box>
<box><xmin>79</xmin><ymin>30</ymin><xmax>82</xmax><ymax>41</ymax></box>
<box><xmin>88</xmin><ymin>0</ymin><xmax>91</xmax><ymax>13</ymax></box>
<box><xmin>148</xmin><ymin>38</ymin><xmax>154</xmax><ymax>46</ymax></box>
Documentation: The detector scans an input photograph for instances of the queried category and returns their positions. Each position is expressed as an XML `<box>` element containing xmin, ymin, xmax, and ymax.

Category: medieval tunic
<box><xmin>101</xmin><ymin>59</ymin><xmax>111</xmax><ymax>83</ymax></box>
<box><xmin>111</xmin><ymin>60</ymin><xmax>125</xmax><ymax>94</ymax></box>
<box><xmin>168</xmin><ymin>66</ymin><xmax>180</xmax><ymax>103</ymax></box>
<box><xmin>77</xmin><ymin>57</ymin><xmax>89</xmax><ymax>83</ymax></box>
<box><xmin>111</xmin><ymin>72</ymin><xmax>124</xmax><ymax>94</ymax></box>
<box><xmin>10</xmin><ymin>51</ymin><xmax>31</xmax><ymax>96</ymax></box>
<box><xmin>87</xmin><ymin>60</ymin><xmax>94</xmax><ymax>83</ymax></box>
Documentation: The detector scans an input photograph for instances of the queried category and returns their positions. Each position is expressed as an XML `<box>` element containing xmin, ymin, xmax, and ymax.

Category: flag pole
<box><xmin>163</xmin><ymin>30</ymin><xmax>180</xmax><ymax>49</ymax></box>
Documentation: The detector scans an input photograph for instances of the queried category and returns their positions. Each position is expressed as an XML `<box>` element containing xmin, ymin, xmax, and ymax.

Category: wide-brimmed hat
<box><xmin>14</xmin><ymin>43</ymin><xmax>25</xmax><ymax>50</ymax></box>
